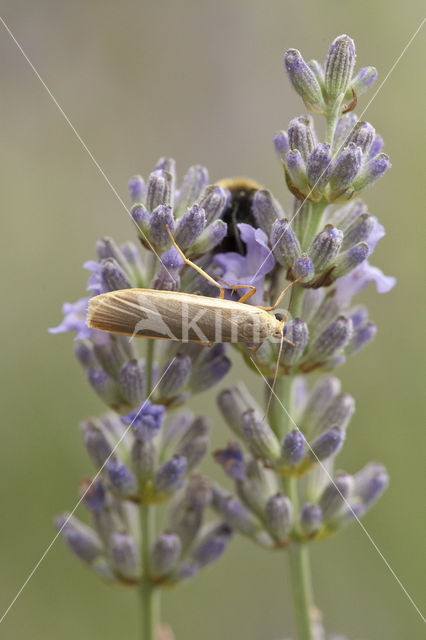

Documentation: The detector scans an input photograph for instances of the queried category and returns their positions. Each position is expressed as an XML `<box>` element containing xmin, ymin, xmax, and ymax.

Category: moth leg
<box><xmin>194</xmin><ymin>339</ymin><xmax>214</xmax><ymax>347</ymax></box>
<box><xmin>257</xmin><ymin>275</ymin><xmax>306</xmax><ymax>311</ymax></box>
<box><xmin>247</xmin><ymin>341</ymin><xmax>264</xmax><ymax>355</ymax></box>
<box><xmin>216</xmin><ymin>276</ymin><xmax>257</xmax><ymax>303</ymax></box>
<box><xmin>166</xmin><ymin>226</ymin><xmax>226</xmax><ymax>299</ymax></box>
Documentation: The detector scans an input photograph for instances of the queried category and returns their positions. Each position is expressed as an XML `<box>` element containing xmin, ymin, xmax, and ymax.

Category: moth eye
<box><xmin>274</xmin><ymin>313</ymin><xmax>284</xmax><ymax>321</ymax></box>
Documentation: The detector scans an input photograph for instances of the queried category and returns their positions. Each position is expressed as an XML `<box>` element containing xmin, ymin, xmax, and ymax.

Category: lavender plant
<box><xmin>50</xmin><ymin>34</ymin><xmax>395</xmax><ymax>640</ymax></box>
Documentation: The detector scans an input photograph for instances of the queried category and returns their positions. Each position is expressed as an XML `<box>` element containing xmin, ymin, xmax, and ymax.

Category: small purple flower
<box><xmin>214</xmin><ymin>223</ymin><xmax>275</xmax><ymax>305</ymax></box>
<box><xmin>121</xmin><ymin>400</ymin><xmax>166</xmax><ymax>441</ymax></box>
<box><xmin>49</xmin><ymin>297</ymin><xmax>91</xmax><ymax>340</ymax></box>
<box><xmin>334</xmin><ymin>261</ymin><xmax>396</xmax><ymax>304</ymax></box>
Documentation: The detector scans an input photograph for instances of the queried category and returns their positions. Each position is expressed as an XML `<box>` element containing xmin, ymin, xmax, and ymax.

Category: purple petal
<box><xmin>366</xmin><ymin>217</ymin><xmax>385</xmax><ymax>254</ymax></box>
<box><xmin>334</xmin><ymin>261</ymin><xmax>396</xmax><ymax>303</ymax></box>
<box><xmin>49</xmin><ymin>297</ymin><xmax>91</xmax><ymax>339</ymax></box>
<box><xmin>214</xmin><ymin>223</ymin><xmax>274</xmax><ymax>305</ymax></box>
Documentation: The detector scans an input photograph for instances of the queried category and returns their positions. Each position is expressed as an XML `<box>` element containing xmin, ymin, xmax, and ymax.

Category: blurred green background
<box><xmin>1</xmin><ymin>1</ymin><xmax>424</xmax><ymax>639</ymax></box>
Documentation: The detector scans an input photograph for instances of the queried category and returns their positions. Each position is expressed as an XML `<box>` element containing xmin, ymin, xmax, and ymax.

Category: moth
<box><xmin>88</xmin><ymin>226</ymin><xmax>300</xmax><ymax>349</ymax></box>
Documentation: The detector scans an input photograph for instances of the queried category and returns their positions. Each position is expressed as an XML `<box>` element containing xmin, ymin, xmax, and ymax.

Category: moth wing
<box><xmin>88</xmin><ymin>290</ymin><xmax>178</xmax><ymax>339</ymax></box>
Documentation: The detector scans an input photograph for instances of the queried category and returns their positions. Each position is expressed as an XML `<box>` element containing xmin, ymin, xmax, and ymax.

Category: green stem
<box><xmin>325</xmin><ymin>102</ymin><xmax>341</xmax><ymax>147</ymax></box>
<box><xmin>145</xmin><ymin>339</ymin><xmax>155</xmax><ymax>397</ymax></box>
<box><xmin>269</xmin><ymin>374</ymin><xmax>314</xmax><ymax>640</ymax></box>
<box><xmin>302</xmin><ymin>200</ymin><xmax>328</xmax><ymax>250</ymax></box>
<box><xmin>140</xmin><ymin>506</ymin><xmax>159</xmax><ymax>640</ymax></box>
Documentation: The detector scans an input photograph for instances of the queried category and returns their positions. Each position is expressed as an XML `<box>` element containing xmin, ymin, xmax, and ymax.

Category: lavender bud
<box><xmin>241</xmin><ymin>410</ymin><xmax>281</xmax><ymax>460</ymax></box>
<box><xmin>284</xmin><ymin>49</ymin><xmax>325</xmax><ymax>109</ymax></box>
<box><xmin>175</xmin><ymin>165</ymin><xmax>209</xmax><ymax>217</ymax></box>
<box><xmin>346</xmin><ymin>121</ymin><xmax>375</xmax><ymax>154</ymax></box>
<box><xmin>333</xmin><ymin>113</ymin><xmax>358</xmax><ymax>151</ymax></box>
<box><xmin>281</xmin><ymin>429</ymin><xmax>306</xmax><ymax>466</ymax></box>
<box><xmin>302</xmin><ymin>377</ymin><xmax>341</xmax><ymax>431</ymax></box>
<box><xmin>306</xmin><ymin>143</ymin><xmax>332</xmax><ymax>192</ymax></box>
<box><xmin>309</xmin><ymin>426</ymin><xmax>345</xmax><ymax>462</ymax></box>
<box><xmin>341</xmin><ymin>214</ymin><xmax>375</xmax><ymax>250</ymax></box>
<box><xmin>320</xmin><ymin>473</ymin><xmax>354</xmax><ymax>521</ymax></box>
<box><xmin>190</xmin><ymin>350</ymin><xmax>231</xmax><ymax>393</ymax></box>
<box><xmin>109</xmin><ymin>532</ymin><xmax>140</xmax><ymax>581</ymax></box>
<box><xmin>217</xmin><ymin>383</ymin><xmax>259</xmax><ymax>437</ymax></box>
<box><xmin>293</xmin><ymin>255</ymin><xmax>315</xmax><ymax>281</ymax></box>
<box><xmin>325</xmin><ymin>35</ymin><xmax>356</xmax><ymax>103</ymax></box>
<box><xmin>190</xmin><ymin>219</ymin><xmax>227</xmax><ymax>254</ymax></box>
<box><xmin>273</xmin><ymin>131</ymin><xmax>289</xmax><ymax>157</ymax></box>
<box><xmin>87</xmin><ymin>370</ymin><xmax>122</xmax><ymax>408</ymax></box>
<box><xmin>271</xmin><ymin>218</ymin><xmax>301</xmax><ymax>269</ymax></box>
<box><xmin>214</xmin><ymin>442</ymin><xmax>246</xmax><ymax>480</ymax></box>
<box><xmin>354</xmin><ymin>463</ymin><xmax>389</xmax><ymax>512</ymax></box>
<box><xmin>92</xmin><ymin>341</ymin><xmax>124</xmax><ymax>379</ymax></box>
<box><xmin>329</xmin><ymin>144</ymin><xmax>362</xmax><ymax>194</ymax></box>
<box><xmin>300</xmin><ymin>503</ymin><xmax>323</xmax><ymax>536</ymax></box>
<box><xmin>288</xmin><ymin>116</ymin><xmax>316</xmax><ymax>161</ymax></box>
<box><xmin>282</xmin><ymin>319</ymin><xmax>309</xmax><ymax>366</ymax></box>
<box><xmin>122</xmin><ymin>401</ymin><xmax>166</xmax><ymax>442</ymax></box>
<box><xmin>308</xmin><ymin>59</ymin><xmax>324</xmax><ymax>85</ymax></box>
<box><xmin>345</xmin><ymin>321</ymin><xmax>377</xmax><ymax>356</ymax></box>
<box><xmin>353</xmin><ymin>153</ymin><xmax>391</xmax><ymax>191</ymax></box>
<box><xmin>309</xmin><ymin>316</ymin><xmax>353</xmax><ymax>361</ymax></box>
<box><xmin>236</xmin><ymin>459</ymin><xmax>272</xmax><ymax>516</ymax></box>
<box><xmin>264</xmin><ymin>494</ymin><xmax>293</xmax><ymax>541</ymax></box>
<box><xmin>74</xmin><ymin>340</ymin><xmax>97</xmax><ymax>369</ymax></box>
<box><xmin>105</xmin><ymin>460</ymin><xmax>138</xmax><ymax>497</ymax></box>
<box><xmin>309</xmin><ymin>225</ymin><xmax>343</xmax><ymax>271</ymax></box>
<box><xmin>159</xmin><ymin>354</ymin><xmax>192</xmax><ymax>400</ymax></box>
<box><xmin>55</xmin><ymin>514</ymin><xmax>103</xmax><ymax>564</ymax></box>
<box><xmin>316</xmin><ymin>393</ymin><xmax>355</xmax><ymax>433</ymax></box>
<box><xmin>168</xmin><ymin>486</ymin><xmax>208</xmax><ymax>550</ymax></box>
<box><xmin>174</xmin><ymin>204</ymin><xmax>206</xmax><ymax>249</ymax></box>
<box><xmin>154</xmin><ymin>158</ymin><xmax>176</xmax><ymax>193</ymax></box>
<box><xmin>300</xmin><ymin>289</ymin><xmax>324</xmax><ymax>323</ymax></box>
<box><xmin>131</xmin><ymin>438</ymin><xmax>156</xmax><ymax>484</ymax></box>
<box><xmin>128</xmin><ymin>175</ymin><xmax>146</xmax><ymax>202</ymax></box>
<box><xmin>178</xmin><ymin>435</ymin><xmax>209</xmax><ymax>471</ymax></box>
<box><xmin>349</xmin><ymin>66</ymin><xmax>377</xmax><ymax>98</ymax></box>
<box><xmin>96</xmin><ymin>237</ymin><xmax>130</xmax><ymax>270</ymax></box>
<box><xmin>149</xmin><ymin>205</ymin><xmax>175</xmax><ymax>249</ymax></box>
<box><xmin>217</xmin><ymin>495</ymin><xmax>262</xmax><ymax>538</ymax></box>
<box><xmin>151</xmin><ymin>246</ymin><xmax>184</xmax><ymax>291</ymax></box>
<box><xmin>117</xmin><ymin>359</ymin><xmax>145</xmax><ymax>407</ymax></box>
<box><xmin>199</xmin><ymin>185</ymin><xmax>228</xmax><ymax>224</ymax></box>
<box><xmin>347</xmin><ymin>305</ymin><xmax>368</xmax><ymax>329</ymax></box>
<box><xmin>191</xmin><ymin>523</ymin><xmax>232</xmax><ymax>568</ymax></box>
<box><xmin>154</xmin><ymin>456</ymin><xmax>187</xmax><ymax>496</ymax></box>
<box><xmin>253</xmin><ymin>189</ymin><xmax>285</xmax><ymax>236</ymax></box>
<box><xmin>333</xmin><ymin>243</ymin><xmax>369</xmax><ymax>279</ymax></box>
<box><xmin>368</xmin><ymin>135</ymin><xmax>384</xmax><ymax>159</ymax></box>
<box><xmin>146</xmin><ymin>169</ymin><xmax>173</xmax><ymax>212</ymax></box>
<box><xmin>286</xmin><ymin>149</ymin><xmax>308</xmax><ymax>194</ymax></box>
<box><xmin>131</xmin><ymin>203</ymin><xmax>150</xmax><ymax>237</ymax></box>
<box><xmin>81</xmin><ymin>477</ymin><xmax>106</xmax><ymax>512</ymax></box>
<box><xmin>150</xmin><ymin>533</ymin><xmax>182</xmax><ymax>579</ymax></box>
<box><xmin>81</xmin><ymin>419</ymin><xmax>114</xmax><ymax>468</ymax></box>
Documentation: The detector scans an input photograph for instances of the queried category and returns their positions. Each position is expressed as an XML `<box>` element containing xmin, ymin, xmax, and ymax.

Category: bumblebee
<box><xmin>216</xmin><ymin>177</ymin><xmax>263</xmax><ymax>254</ymax></box>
